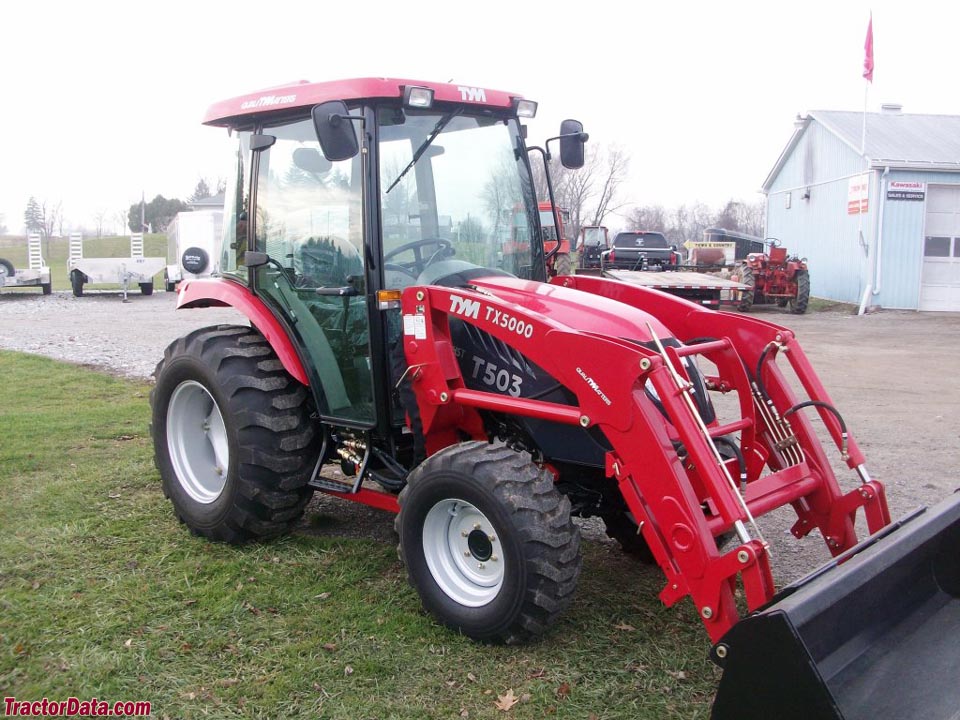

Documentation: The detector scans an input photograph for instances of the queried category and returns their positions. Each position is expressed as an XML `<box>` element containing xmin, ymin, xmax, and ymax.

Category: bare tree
<box><xmin>587</xmin><ymin>144</ymin><xmax>630</xmax><ymax>228</ymax></box>
<box><xmin>531</xmin><ymin>142</ymin><xmax>631</xmax><ymax>240</ymax></box>
<box><xmin>94</xmin><ymin>209</ymin><xmax>108</xmax><ymax>238</ymax></box>
<box><xmin>115</xmin><ymin>209</ymin><xmax>128</xmax><ymax>236</ymax></box>
<box><xmin>627</xmin><ymin>204</ymin><xmax>669</xmax><ymax>233</ymax></box>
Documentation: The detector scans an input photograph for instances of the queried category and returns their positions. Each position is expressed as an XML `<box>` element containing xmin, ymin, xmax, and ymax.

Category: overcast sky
<box><xmin>2</xmin><ymin>0</ymin><xmax>956</xmax><ymax>234</ymax></box>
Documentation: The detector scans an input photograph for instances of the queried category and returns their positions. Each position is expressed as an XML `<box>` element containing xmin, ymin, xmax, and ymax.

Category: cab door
<box><xmin>252</xmin><ymin>115</ymin><xmax>374</xmax><ymax>425</ymax></box>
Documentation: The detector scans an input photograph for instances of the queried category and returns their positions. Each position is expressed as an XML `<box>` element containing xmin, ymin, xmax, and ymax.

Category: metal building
<box><xmin>763</xmin><ymin>107</ymin><xmax>960</xmax><ymax>311</ymax></box>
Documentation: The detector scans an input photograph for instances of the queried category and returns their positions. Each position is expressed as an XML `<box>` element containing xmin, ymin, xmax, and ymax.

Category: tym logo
<box><xmin>458</xmin><ymin>86</ymin><xmax>487</xmax><ymax>103</ymax></box>
<box><xmin>449</xmin><ymin>294</ymin><xmax>481</xmax><ymax>319</ymax></box>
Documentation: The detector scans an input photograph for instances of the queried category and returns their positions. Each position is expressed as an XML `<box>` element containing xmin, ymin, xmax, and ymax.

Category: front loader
<box><xmin>151</xmin><ymin>78</ymin><xmax>960</xmax><ymax>718</ymax></box>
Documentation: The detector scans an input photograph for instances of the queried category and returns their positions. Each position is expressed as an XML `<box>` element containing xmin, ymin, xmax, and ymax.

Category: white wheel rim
<box><xmin>166</xmin><ymin>380</ymin><xmax>229</xmax><ymax>504</ymax></box>
<box><xmin>422</xmin><ymin>498</ymin><xmax>504</xmax><ymax>607</ymax></box>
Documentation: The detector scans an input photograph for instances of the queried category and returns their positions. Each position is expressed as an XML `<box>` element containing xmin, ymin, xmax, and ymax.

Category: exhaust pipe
<box><xmin>711</xmin><ymin>491</ymin><xmax>960</xmax><ymax>720</ymax></box>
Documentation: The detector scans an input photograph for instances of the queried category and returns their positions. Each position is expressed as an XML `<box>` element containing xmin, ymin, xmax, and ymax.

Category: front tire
<box><xmin>140</xmin><ymin>281</ymin><xmax>154</xmax><ymax>296</ymax></box>
<box><xmin>397</xmin><ymin>442</ymin><xmax>581</xmax><ymax>644</ymax></box>
<box><xmin>151</xmin><ymin>325</ymin><xmax>318</xmax><ymax>543</ymax></box>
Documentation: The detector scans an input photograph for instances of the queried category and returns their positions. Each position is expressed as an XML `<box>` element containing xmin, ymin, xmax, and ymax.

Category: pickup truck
<box><xmin>603</xmin><ymin>230</ymin><xmax>680</xmax><ymax>271</ymax></box>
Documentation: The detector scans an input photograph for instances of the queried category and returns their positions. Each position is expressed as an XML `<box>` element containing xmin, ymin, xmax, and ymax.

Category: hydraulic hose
<box><xmin>784</xmin><ymin>400</ymin><xmax>849</xmax><ymax>459</ymax></box>
<box><xmin>713</xmin><ymin>436</ymin><xmax>747</xmax><ymax>492</ymax></box>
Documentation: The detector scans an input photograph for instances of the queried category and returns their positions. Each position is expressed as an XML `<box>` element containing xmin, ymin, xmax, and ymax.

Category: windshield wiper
<box><xmin>386</xmin><ymin>108</ymin><xmax>462</xmax><ymax>194</ymax></box>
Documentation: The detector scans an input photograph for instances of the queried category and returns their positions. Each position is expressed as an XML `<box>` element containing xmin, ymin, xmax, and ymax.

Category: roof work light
<box><xmin>512</xmin><ymin>98</ymin><xmax>538</xmax><ymax>118</ymax></box>
<box><xmin>403</xmin><ymin>86</ymin><xmax>435</xmax><ymax>109</ymax></box>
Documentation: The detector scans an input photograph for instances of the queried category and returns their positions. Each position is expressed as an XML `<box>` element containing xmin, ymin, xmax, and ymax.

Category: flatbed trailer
<box><xmin>68</xmin><ymin>232</ymin><xmax>165</xmax><ymax>298</ymax></box>
<box><xmin>581</xmin><ymin>267</ymin><xmax>747</xmax><ymax>308</ymax></box>
<box><xmin>0</xmin><ymin>234</ymin><xmax>52</xmax><ymax>295</ymax></box>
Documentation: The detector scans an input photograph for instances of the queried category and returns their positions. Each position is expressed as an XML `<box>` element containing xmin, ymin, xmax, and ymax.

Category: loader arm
<box><xmin>401</xmin><ymin>281</ymin><xmax>780</xmax><ymax>640</ymax></box>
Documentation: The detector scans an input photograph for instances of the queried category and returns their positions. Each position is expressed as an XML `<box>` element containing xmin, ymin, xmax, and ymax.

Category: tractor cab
<box><xmin>201</xmin><ymin>79</ymin><xmax>585</xmax><ymax>430</ymax></box>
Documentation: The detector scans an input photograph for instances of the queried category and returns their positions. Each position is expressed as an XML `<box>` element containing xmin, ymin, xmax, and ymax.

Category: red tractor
<box><xmin>505</xmin><ymin>201</ymin><xmax>573</xmax><ymax>276</ymax></box>
<box><xmin>735</xmin><ymin>239</ymin><xmax>810</xmax><ymax>313</ymax></box>
<box><xmin>151</xmin><ymin>78</ymin><xmax>960</xmax><ymax>719</ymax></box>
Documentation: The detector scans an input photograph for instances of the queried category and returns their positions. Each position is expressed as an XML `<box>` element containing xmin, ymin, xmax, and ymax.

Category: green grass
<box><xmin>0</xmin><ymin>351</ymin><xmax>718</xmax><ymax>719</ymax></box>
<box><xmin>0</xmin><ymin>234</ymin><xmax>168</xmax><ymax>292</ymax></box>
<box><xmin>806</xmin><ymin>296</ymin><xmax>859</xmax><ymax>314</ymax></box>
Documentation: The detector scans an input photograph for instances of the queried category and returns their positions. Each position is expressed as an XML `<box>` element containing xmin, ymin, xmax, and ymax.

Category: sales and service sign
<box><xmin>887</xmin><ymin>181</ymin><xmax>925</xmax><ymax>201</ymax></box>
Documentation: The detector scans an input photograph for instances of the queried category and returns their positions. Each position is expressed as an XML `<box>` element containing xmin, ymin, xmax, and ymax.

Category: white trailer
<box><xmin>68</xmin><ymin>232</ymin><xmax>165</xmax><ymax>298</ymax></box>
<box><xmin>164</xmin><ymin>210</ymin><xmax>223</xmax><ymax>291</ymax></box>
<box><xmin>0</xmin><ymin>234</ymin><xmax>52</xmax><ymax>295</ymax></box>
<box><xmin>593</xmin><ymin>268</ymin><xmax>748</xmax><ymax>309</ymax></box>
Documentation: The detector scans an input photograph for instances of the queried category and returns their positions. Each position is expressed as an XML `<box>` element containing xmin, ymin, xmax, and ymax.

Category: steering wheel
<box><xmin>383</xmin><ymin>238</ymin><xmax>453</xmax><ymax>277</ymax></box>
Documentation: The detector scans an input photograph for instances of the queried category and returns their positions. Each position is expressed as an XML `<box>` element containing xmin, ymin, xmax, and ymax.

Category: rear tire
<box><xmin>396</xmin><ymin>442</ymin><xmax>581</xmax><ymax>644</ymax></box>
<box><xmin>0</xmin><ymin>258</ymin><xmax>13</xmax><ymax>280</ymax></box>
<box><xmin>70</xmin><ymin>270</ymin><xmax>85</xmax><ymax>297</ymax></box>
<box><xmin>791</xmin><ymin>269</ymin><xmax>810</xmax><ymax>314</ymax></box>
<box><xmin>151</xmin><ymin>325</ymin><xmax>318</xmax><ymax>543</ymax></box>
<box><xmin>41</xmin><ymin>282</ymin><xmax>52</xmax><ymax>295</ymax></box>
<box><xmin>140</xmin><ymin>281</ymin><xmax>154</xmax><ymax>296</ymax></box>
<box><xmin>736</xmin><ymin>264</ymin><xmax>755</xmax><ymax>312</ymax></box>
<box><xmin>552</xmin><ymin>252</ymin><xmax>575</xmax><ymax>277</ymax></box>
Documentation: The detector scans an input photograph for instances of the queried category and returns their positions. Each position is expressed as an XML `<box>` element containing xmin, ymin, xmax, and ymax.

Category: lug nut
<box><xmin>715</xmin><ymin>644</ymin><xmax>728</xmax><ymax>659</ymax></box>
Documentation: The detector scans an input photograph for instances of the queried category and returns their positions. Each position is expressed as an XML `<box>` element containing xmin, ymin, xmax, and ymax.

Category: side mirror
<box><xmin>312</xmin><ymin>101</ymin><xmax>359</xmax><ymax>162</ymax></box>
<box><xmin>243</xmin><ymin>251</ymin><xmax>269</xmax><ymax>268</ymax></box>
<box><xmin>559</xmin><ymin>119</ymin><xmax>588</xmax><ymax>169</ymax></box>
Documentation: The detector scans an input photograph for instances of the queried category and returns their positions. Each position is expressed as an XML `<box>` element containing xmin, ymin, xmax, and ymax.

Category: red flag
<box><xmin>863</xmin><ymin>14</ymin><xmax>874</xmax><ymax>82</ymax></box>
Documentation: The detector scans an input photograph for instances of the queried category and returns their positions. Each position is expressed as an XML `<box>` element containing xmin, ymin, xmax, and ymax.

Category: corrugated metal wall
<box><xmin>766</xmin><ymin>123</ymin><xmax>873</xmax><ymax>304</ymax></box>
<box><xmin>876</xmin><ymin>171</ymin><xmax>960</xmax><ymax>309</ymax></box>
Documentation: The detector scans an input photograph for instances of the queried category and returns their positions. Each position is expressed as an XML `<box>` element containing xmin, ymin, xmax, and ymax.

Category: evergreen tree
<box><xmin>189</xmin><ymin>178</ymin><xmax>212</xmax><ymax>202</ymax></box>
<box><xmin>24</xmin><ymin>197</ymin><xmax>43</xmax><ymax>234</ymax></box>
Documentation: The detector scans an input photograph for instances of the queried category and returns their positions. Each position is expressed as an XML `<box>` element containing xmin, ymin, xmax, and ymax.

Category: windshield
<box><xmin>614</xmin><ymin>232</ymin><xmax>669</xmax><ymax>249</ymax></box>
<box><xmin>378</xmin><ymin>108</ymin><xmax>541</xmax><ymax>284</ymax></box>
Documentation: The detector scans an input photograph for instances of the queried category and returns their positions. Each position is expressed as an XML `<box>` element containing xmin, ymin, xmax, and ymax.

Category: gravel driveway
<box><xmin>1</xmin><ymin>289</ymin><xmax>958</xmax><ymax>585</ymax></box>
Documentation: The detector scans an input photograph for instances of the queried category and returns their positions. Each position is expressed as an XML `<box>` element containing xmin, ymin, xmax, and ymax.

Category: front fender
<box><xmin>177</xmin><ymin>278</ymin><xmax>309</xmax><ymax>386</ymax></box>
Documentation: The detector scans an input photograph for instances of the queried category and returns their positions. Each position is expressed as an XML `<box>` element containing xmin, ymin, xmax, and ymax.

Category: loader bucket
<box><xmin>711</xmin><ymin>492</ymin><xmax>960</xmax><ymax>720</ymax></box>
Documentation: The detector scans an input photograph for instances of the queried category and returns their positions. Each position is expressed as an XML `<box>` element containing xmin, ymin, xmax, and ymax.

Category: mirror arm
<box><xmin>330</xmin><ymin>113</ymin><xmax>366</xmax><ymax>128</ymax></box>
<box><xmin>526</xmin><ymin>146</ymin><xmax>562</xmax><ymax>264</ymax></box>
<box><xmin>544</xmin><ymin>130</ymin><xmax>590</xmax><ymax>157</ymax></box>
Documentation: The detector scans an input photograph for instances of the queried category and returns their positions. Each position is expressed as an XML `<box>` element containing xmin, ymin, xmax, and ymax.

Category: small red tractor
<box><xmin>152</xmin><ymin>78</ymin><xmax>960</xmax><ymax>719</ymax></box>
<box><xmin>735</xmin><ymin>239</ymin><xmax>810</xmax><ymax>313</ymax></box>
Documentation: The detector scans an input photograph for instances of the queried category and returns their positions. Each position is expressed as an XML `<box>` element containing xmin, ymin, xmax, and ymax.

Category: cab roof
<box><xmin>203</xmin><ymin>77</ymin><xmax>523</xmax><ymax>127</ymax></box>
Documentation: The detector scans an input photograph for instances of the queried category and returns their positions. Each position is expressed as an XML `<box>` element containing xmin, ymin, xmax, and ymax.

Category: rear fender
<box><xmin>177</xmin><ymin>278</ymin><xmax>309</xmax><ymax>386</ymax></box>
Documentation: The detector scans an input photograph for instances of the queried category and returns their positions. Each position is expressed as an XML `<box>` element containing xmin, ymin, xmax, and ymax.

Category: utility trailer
<box><xmin>599</xmin><ymin>268</ymin><xmax>748</xmax><ymax>309</ymax></box>
<box><xmin>164</xmin><ymin>209</ymin><xmax>223</xmax><ymax>291</ymax></box>
<box><xmin>576</xmin><ymin>226</ymin><xmax>747</xmax><ymax>308</ymax></box>
<box><xmin>579</xmin><ymin>265</ymin><xmax>748</xmax><ymax>308</ymax></box>
<box><xmin>0</xmin><ymin>234</ymin><xmax>51</xmax><ymax>295</ymax></box>
<box><xmin>68</xmin><ymin>232</ymin><xmax>165</xmax><ymax>298</ymax></box>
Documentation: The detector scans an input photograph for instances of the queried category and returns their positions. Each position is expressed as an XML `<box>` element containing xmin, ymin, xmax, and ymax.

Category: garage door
<box><xmin>920</xmin><ymin>185</ymin><xmax>960</xmax><ymax>311</ymax></box>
